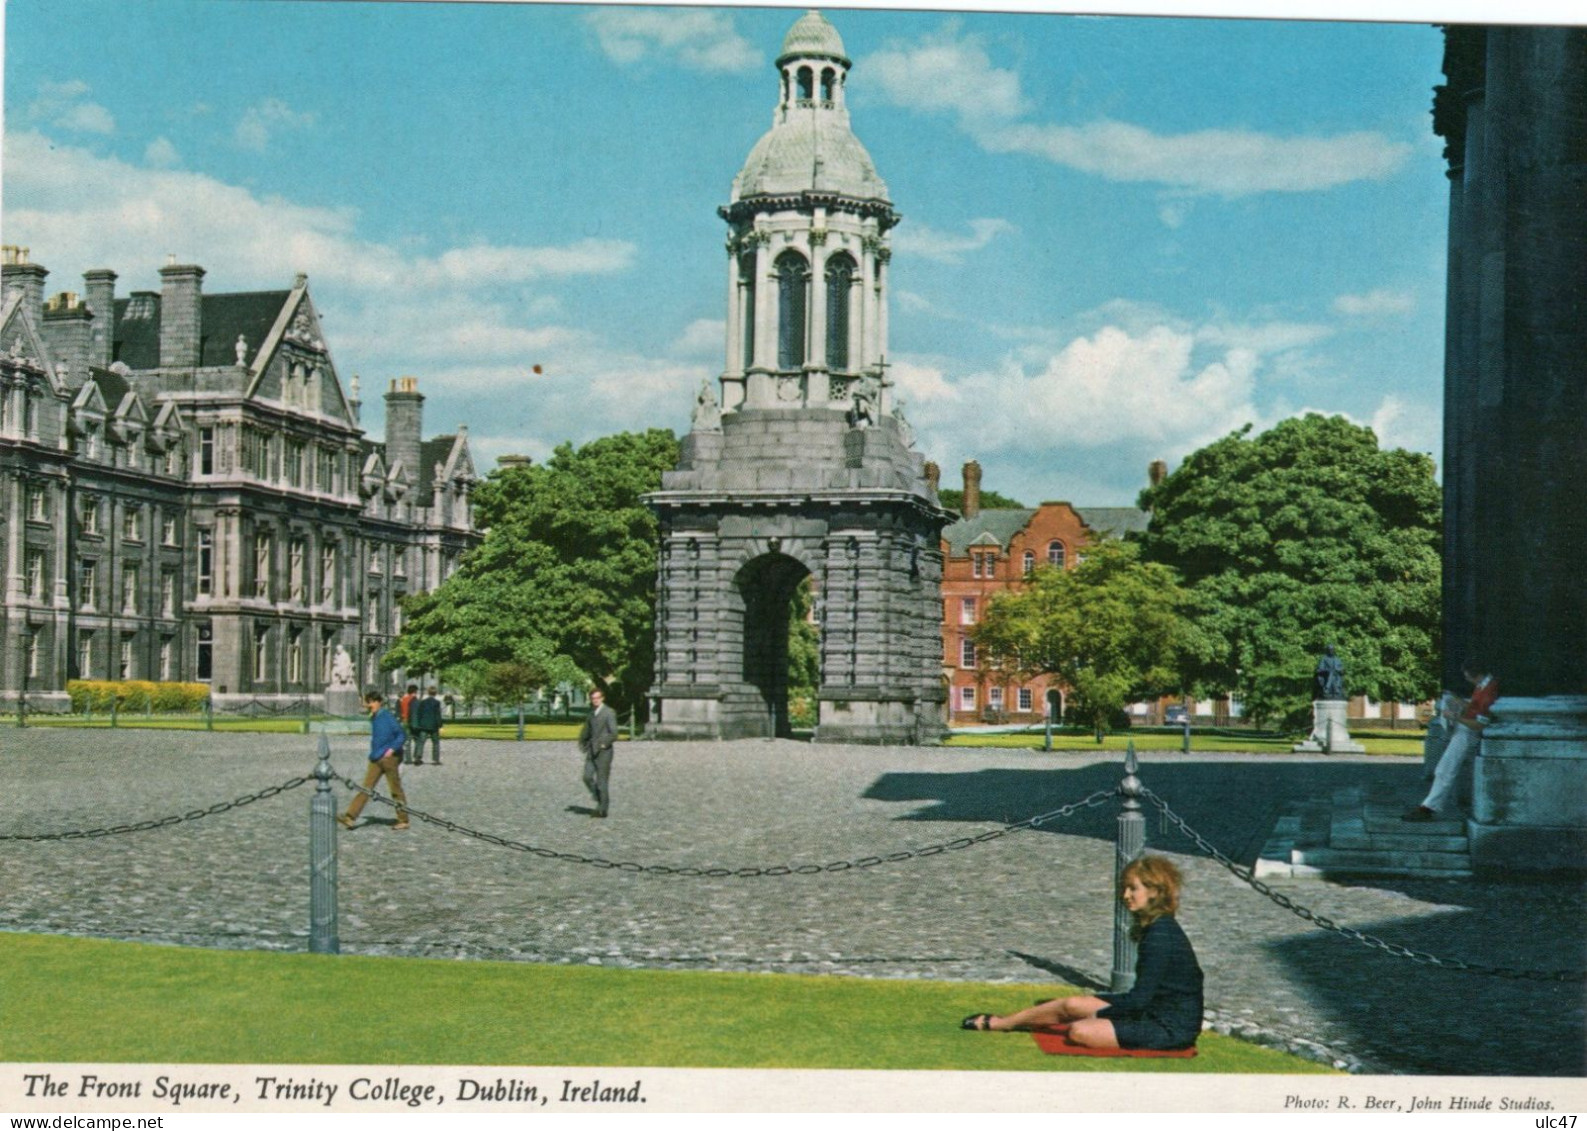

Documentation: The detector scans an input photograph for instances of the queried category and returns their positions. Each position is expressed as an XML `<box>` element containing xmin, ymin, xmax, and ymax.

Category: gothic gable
<box><xmin>245</xmin><ymin>285</ymin><xmax>356</xmax><ymax>425</ymax></box>
<box><xmin>1</xmin><ymin>293</ymin><xmax>67</xmax><ymax>395</ymax></box>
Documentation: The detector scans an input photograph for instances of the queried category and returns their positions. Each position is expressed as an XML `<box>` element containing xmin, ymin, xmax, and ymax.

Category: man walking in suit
<box><xmin>411</xmin><ymin>685</ymin><xmax>444</xmax><ymax>765</ymax></box>
<box><xmin>578</xmin><ymin>687</ymin><xmax>619</xmax><ymax>818</ymax></box>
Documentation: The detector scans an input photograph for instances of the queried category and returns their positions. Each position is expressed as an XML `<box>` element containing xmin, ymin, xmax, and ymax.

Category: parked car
<box><xmin>1164</xmin><ymin>705</ymin><xmax>1190</xmax><ymax>726</ymax></box>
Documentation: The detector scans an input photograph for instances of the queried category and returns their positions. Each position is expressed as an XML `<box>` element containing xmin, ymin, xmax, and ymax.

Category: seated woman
<box><xmin>961</xmin><ymin>854</ymin><xmax>1204</xmax><ymax>1050</ymax></box>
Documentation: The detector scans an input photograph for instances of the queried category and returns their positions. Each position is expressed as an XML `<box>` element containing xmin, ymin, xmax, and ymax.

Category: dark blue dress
<box><xmin>1095</xmin><ymin>915</ymin><xmax>1204</xmax><ymax>1049</ymax></box>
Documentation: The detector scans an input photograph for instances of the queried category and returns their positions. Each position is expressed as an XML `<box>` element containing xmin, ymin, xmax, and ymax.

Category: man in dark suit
<box><xmin>578</xmin><ymin>687</ymin><xmax>619</xmax><ymax>818</ymax></box>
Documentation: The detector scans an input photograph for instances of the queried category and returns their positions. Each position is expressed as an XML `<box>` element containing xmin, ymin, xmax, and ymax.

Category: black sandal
<box><xmin>960</xmin><ymin>1013</ymin><xmax>995</xmax><ymax>1031</ymax></box>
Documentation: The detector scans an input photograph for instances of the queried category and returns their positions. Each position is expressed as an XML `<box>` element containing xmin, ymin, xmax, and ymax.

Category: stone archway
<box><xmin>735</xmin><ymin>551</ymin><xmax>812</xmax><ymax>738</ymax></box>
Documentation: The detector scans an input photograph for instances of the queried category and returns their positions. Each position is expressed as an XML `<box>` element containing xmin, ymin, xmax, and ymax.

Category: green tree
<box><xmin>938</xmin><ymin>487</ymin><xmax>1025</xmax><ymax>512</ymax></box>
<box><xmin>786</xmin><ymin>577</ymin><xmax>821</xmax><ymax>728</ymax></box>
<box><xmin>386</xmin><ymin>429</ymin><xmax>680</xmax><ymax>715</ymax></box>
<box><xmin>1136</xmin><ymin>414</ymin><xmax>1441</xmax><ymax>729</ymax></box>
<box><xmin>973</xmin><ymin>539</ymin><xmax>1190</xmax><ymax>740</ymax></box>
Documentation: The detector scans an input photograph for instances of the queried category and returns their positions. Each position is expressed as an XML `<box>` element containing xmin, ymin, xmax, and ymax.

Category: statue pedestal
<box><xmin>1292</xmin><ymin>699</ymin><xmax>1365</xmax><ymax>753</ymax></box>
<box><xmin>325</xmin><ymin>687</ymin><xmax>362</xmax><ymax>717</ymax></box>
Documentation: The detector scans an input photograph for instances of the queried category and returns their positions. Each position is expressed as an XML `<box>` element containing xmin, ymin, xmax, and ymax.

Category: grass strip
<box><xmin>0</xmin><ymin>933</ymin><xmax>1333</xmax><ymax>1073</ymax></box>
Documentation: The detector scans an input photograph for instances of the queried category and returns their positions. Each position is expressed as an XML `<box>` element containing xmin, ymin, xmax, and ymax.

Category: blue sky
<box><xmin>2</xmin><ymin>0</ymin><xmax>1500</xmax><ymax>505</ymax></box>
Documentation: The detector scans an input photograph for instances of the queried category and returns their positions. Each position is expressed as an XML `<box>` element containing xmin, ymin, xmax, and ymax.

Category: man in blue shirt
<box><xmin>339</xmin><ymin>689</ymin><xmax>410</xmax><ymax>831</ymax></box>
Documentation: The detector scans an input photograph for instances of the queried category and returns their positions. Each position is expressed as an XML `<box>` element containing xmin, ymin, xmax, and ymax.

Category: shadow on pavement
<box><xmin>864</xmin><ymin>759</ymin><xmax>1427</xmax><ymax>866</ymax></box>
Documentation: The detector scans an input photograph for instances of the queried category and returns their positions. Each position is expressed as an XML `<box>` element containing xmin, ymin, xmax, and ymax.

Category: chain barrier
<box><xmin>0</xmin><ymin>776</ymin><xmax>313</xmax><ymax>842</ymax></box>
<box><xmin>1138</xmin><ymin>784</ymin><xmax>1585</xmax><ymax>984</ymax></box>
<box><xmin>335</xmin><ymin>770</ymin><xmax>1117</xmax><ymax>877</ymax></box>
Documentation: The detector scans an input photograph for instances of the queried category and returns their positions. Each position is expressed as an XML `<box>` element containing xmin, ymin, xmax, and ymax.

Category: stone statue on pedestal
<box><xmin>1314</xmin><ymin>645</ymin><xmax>1346</xmax><ymax>701</ymax></box>
<box><xmin>325</xmin><ymin>644</ymin><xmax>361</xmax><ymax>717</ymax></box>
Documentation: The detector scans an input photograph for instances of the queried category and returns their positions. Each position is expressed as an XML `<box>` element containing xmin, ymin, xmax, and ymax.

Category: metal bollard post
<box><xmin>516</xmin><ymin>703</ymin><xmax>525</xmax><ymax>742</ymax></box>
<box><xmin>1182</xmin><ymin>718</ymin><xmax>1191</xmax><ymax>755</ymax></box>
<box><xmin>1325</xmin><ymin>717</ymin><xmax>1335</xmax><ymax>755</ymax></box>
<box><xmin>1111</xmin><ymin>741</ymin><xmax>1145</xmax><ymax>993</ymax></box>
<box><xmin>302</xmin><ymin>698</ymin><xmax>312</xmax><ymax>735</ymax></box>
<box><xmin>111</xmin><ymin>697</ymin><xmax>118</xmax><ymax>728</ymax></box>
<box><xmin>309</xmin><ymin>733</ymin><xmax>339</xmax><ymax>954</ymax></box>
<box><xmin>205</xmin><ymin>696</ymin><xmax>213</xmax><ymax>731</ymax></box>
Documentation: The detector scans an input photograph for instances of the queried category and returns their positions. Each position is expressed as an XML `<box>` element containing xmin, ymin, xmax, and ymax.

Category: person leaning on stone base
<box><xmin>1404</xmin><ymin>661</ymin><xmax>1498</xmax><ymax>822</ymax></box>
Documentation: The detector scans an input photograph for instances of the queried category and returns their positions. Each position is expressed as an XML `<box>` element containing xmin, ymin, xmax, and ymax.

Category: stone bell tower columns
<box><xmin>648</xmin><ymin>11</ymin><xmax>948</xmax><ymax>744</ymax></box>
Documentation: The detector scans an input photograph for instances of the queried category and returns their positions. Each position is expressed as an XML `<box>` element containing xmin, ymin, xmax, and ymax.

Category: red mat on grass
<box><xmin>1031</xmin><ymin>1026</ymin><xmax>1197</xmax><ymax>1059</ymax></box>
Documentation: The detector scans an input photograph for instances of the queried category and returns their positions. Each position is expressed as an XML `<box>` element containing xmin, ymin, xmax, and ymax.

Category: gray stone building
<box><xmin>1430</xmin><ymin>26</ymin><xmax>1587</xmax><ymax>871</ymax></box>
<box><xmin>0</xmin><ymin>246</ymin><xmax>478</xmax><ymax>709</ymax></box>
<box><xmin>646</xmin><ymin>11</ymin><xmax>949</xmax><ymax>743</ymax></box>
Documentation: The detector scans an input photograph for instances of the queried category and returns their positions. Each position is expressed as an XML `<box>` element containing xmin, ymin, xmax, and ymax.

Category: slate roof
<box><xmin>111</xmin><ymin>290</ymin><xmax>290</xmax><ymax>370</ymax></box>
<box><xmin>417</xmin><ymin>435</ymin><xmax>456</xmax><ymax>495</ymax></box>
<box><xmin>1072</xmin><ymin>506</ymin><xmax>1151</xmax><ymax>538</ymax></box>
<box><xmin>942</xmin><ymin>508</ymin><xmax>1037</xmax><ymax>557</ymax></box>
<box><xmin>89</xmin><ymin>366</ymin><xmax>131</xmax><ymax>411</ymax></box>
<box><xmin>943</xmin><ymin>504</ymin><xmax>1151</xmax><ymax>557</ymax></box>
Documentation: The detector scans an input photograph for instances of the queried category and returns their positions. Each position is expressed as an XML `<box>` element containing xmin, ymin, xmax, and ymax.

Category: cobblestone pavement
<box><xmin>2</xmin><ymin>730</ymin><xmax>1583</xmax><ymax>1076</ymax></box>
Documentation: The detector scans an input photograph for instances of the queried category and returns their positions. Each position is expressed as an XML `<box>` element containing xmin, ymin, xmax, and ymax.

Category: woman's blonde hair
<box><xmin>1120</xmin><ymin>854</ymin><xmax>1183</xmax><ymax>935</ymax></box>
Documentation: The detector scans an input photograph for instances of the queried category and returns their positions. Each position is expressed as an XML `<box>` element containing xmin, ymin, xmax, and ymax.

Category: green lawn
<box><xmin>0</xmin><ymin>933</ymin><xmax>1332</xmax><ymax>1073</ymax></box>
<box><xmin>0</xmin><ymin>715</ymin><xmax>590</xmax><ymax>741</ymax></box>
<box><xmin>945</xmin><ymin>730</ymin><xmax>1425</xmax><ymax>757</ymax></box>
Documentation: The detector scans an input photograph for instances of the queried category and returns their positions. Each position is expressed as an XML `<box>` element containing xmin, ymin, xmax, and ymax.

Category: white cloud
<box><xmin>1332</xmin><ymin>288</ymin><xmax>1417</xmax><ymax>318</ymax></box>
<box><xmin>28</xmin><ymin>79</ymin><xmax>115</xmax><ymax>134</ymax></box>
<box><xmin>234</xmin><ymin>98</ymin><xmax>317</xmax><ymax>151</ymax></box>
<box><xmin>891</xmin><ymin>217</ymin><xmax>1015</xmax><ymax>264</ymax></box>
<box><xmin>980</xmin><ymin>120</ymin><xmax>1410</xmax><ymax>197</ymax></box>
<box><xmin>864</xmin><ymin>27</ymin><xmax>1410</xmax><ymax>198</ymax></box>
<box><xmin>864</xmin><ymin>30</ymin><xmax>1029</xmax><ymax>123</ymax></box>
<box><xmin>1196</xmin><ymin>320</ymin><xmax>1334</xmax><ymax>355</ymax></box>
<box><xmin>586</xmin><ymin>8</ymin><xmax>758</xmax><ymax>73</ymax></box>
<box><xmin>144</xmin><ymin>137</ymin><xmax>181</xmax><ymax>168</ymax></box>
<box><xmin>670</xmin><ymin>318</ymin><xmax>724</xmax><ymax>356</ymax></box>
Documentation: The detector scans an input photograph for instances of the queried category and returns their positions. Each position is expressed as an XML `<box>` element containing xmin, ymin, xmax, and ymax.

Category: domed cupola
<box><xmin>730</xmin><ymin>10</ymin><xmax>889</xmax><ymax>203</ymax></box>
<box><xmin>718</xmin><ymin>10</ymin><xmax>898</xmax><ymax>415</ymax></box>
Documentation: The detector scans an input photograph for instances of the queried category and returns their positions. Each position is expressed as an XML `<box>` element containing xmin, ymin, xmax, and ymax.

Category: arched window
<box><xmin>797</xmin><ymin>67</ymin><xmax>813</xmax><ymax>103</ymax></box>
<box><xmin>824</xmin><ymin>254</ymin><xmax>855</xmax><ymax>371</ymax></box>
<box><xmin>776</xmin><ymin>251</ymin><xmax>808</xmax><ymax>371</ymax></box>
<box><xmin>820</xmin><ymin>68</ymin><xmax>835</xmax><ymax>103</ymax></box>
<box><xmin>1022</xmin><ymin>550</ymin><xmax>1035</xmax><ymax>575</ymax></box>
<box><xmin>1048</xmin><ymin>540</ymin><xmax>1066</xmax><ymax>568</ymax></box>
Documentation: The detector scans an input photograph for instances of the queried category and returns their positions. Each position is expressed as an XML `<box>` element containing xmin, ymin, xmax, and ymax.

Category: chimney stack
<box><xmin>923</xmin><ymin>460</ymin><xmax>940</xmax><ymax>495</ymax></box>
<box><xmin>2</xmin><ymin>246</ymin><xmax>48</xmax><ymax>333</ymax></box>
<box><xmin>83</xmin><ymin>269</ymin><xmax>118</xmax><ymax>369</ymax></box>
<box><xmin>962</xmin><ymin>460</ymin><xmax>982</xmax><ymax>519</ymax></box>
<box><xmin>384</xmin><ymin>376</ymin><xmax>424</xmax><ymax>482</ymax></box>
<box><xmin>1148</xmin><ymin>459</ymin><xmax>1168</xmax><ymax>488</ymax></box>
<box><xmin>43</xmin><ymin>291</ymin><xmax>93</xmax><ymax>386</ymax></box>
<box><xmin>158</xmin><ymin>261</ymin><xmax>205</xmax><ymax>369</ymax></box>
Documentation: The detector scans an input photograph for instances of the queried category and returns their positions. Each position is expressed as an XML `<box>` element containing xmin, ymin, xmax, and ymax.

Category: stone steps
<box><xmin>1255</xmin><ymin>783</ymin><xmax>1472</xmax><ymax>879</ymax></box>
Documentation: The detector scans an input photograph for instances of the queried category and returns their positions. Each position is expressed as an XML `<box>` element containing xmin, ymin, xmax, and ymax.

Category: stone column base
<box><xmin>1291</xmin><ymin>699</ymin><xmax>1365</xmax><ymax>753</ymax></box>
<box><xmin>1471</xmin><ymin>695</ymin><xmax>1587</xmax><ymax>874</ymax></box>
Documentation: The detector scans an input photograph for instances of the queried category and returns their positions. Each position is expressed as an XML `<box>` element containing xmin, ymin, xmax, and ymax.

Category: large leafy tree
<box><xmin>974</xmin><ymin>539</ymin><xmax>1191</xmax><ymax>739</ymax></box>
<box><xmin>385</xmin><ymin>429</ymin><xmax>680</xmax><ymax>714</ymax></box>
<box><xmin>938</xmin><ymin>487</ymin><xmax>1025</xmax><ymax>512</ymax></box>
<box><xmin>1136</xmin><ymin>413</ymin><xmax>1441</xmax><ymax>728</ymax></box>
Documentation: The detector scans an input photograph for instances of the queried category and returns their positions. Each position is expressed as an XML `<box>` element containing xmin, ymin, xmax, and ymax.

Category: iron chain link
<box><xmin>336</xmin><ymin>771</ymin><xmax>1117</xmax><ymax>877</ymax></box>
<box><xmin>1139</xmin><ymin>785</ymin><xmax>1585</xmax><ymax>984</ymax></box>
<box><xmin>0</xmin><ymin>776</ymin><xmax>313</xmax><ymax>842</ymax></box>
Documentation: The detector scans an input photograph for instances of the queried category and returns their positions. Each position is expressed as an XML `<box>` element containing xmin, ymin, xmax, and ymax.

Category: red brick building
<box><xmin>940</xmin><ymin>461</ymin><xmax>1152</xmax><ymax>727</ymax></box>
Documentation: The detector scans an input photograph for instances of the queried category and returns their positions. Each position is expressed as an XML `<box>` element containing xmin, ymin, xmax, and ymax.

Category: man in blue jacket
<box><xmin>339</xmin><ymin>689</ymin><xmax>409</xmax><ymax>831</ymax></box>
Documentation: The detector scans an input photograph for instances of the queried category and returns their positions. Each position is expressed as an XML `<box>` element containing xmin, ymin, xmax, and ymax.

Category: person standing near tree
<box><xmin>411</xmin><ymin>685</ymin><xmax>444</xmax><ymax>766</ymax></box>
<box><xmin>398</xmin><ymin>683</ymin><xmax>420</xmax><ymax>764</ymax></box>
<box><xmin>578</xmin><ymin>687</ymin><xmax>619</xmax><ymax>818</ymax></box>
